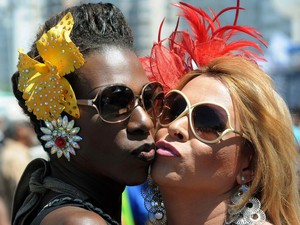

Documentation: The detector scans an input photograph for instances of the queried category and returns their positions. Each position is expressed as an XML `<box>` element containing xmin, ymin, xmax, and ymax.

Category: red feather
<box><xmin>139</xmin><ymin>0</ymin><xmax>267</xmax><ymax>91</ymax></box>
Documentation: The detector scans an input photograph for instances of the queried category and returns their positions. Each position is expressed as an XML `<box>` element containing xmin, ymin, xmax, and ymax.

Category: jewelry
<box><xmin>241</xmin><ymin>176</ymin><xmax>245</xmax><ymax>182</ymax></box>
<box><xmin>40</xmin><ymin>115</ymin><xmax>82</xmax><ymax>161</ymax></box>
<box><xmin>17</xmin><ymin>12</ymin><xmax>84</xmax><ymax>161</ymax></box>
<box><xmin>225</xmin><ymin>185</ymin><xmax>266</xmax><ymax>225</ymax></box>
<box><xmin>141</xmin><ymin>176</ymin><xmax>166</xmax><ymax>225</ymax></box>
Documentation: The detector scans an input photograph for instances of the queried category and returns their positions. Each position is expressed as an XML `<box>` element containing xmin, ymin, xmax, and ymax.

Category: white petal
<box><xmin>51</xmin><ymin>145</ymin><xmax>59</xmax><ymax>154</ymax></box>
<box><xmin>68</xmin><ymin>146</ymin><xmax>76</xmax><ymax>156</ymax></box>
<box><xmin>70</xmin><ymin>127</ymin><xmax>80</xmax><ymax>135</ymax></box>
<box><xmin>45</xmin><ymin>140</ymin><xmax>54</xmax><ymax>148</ymax></box>
<box><xmin>66</xmin><ymin>120</ymin><xmax>74</xmax><ymax>131</ymax></box>
<box><xmin>51</xmin><ymin>119</ymin><xmax>57</xmax><ymax>127</ymax></box>
<box><xmin>45</xmin><ymin>121</ymin><xmax>54</xmax><ymax>130</ymax></box>
<box><xmin>70</xmin><ymin>140</ymin><xmax>80</xmax><ymax>149</ymax></box>
<box><xmin>57</xmin><ymin>150</ymin><xmax>63</xmax><ymax>158</ymax></box>
<box><xmin>63</xmin><ymin>150</ymin><xmax>70</xmax><ymax>161</ymax></box>
<box><xmin>72</xmin><ymin>135</ymin><xmax>82</xmax><ymax>142</ymax></box>
<box><xmin>62</xmin><ymin>115</ymin><xmax>68</xmax><ymax>128</ymax></box>
<box><xmin>57</xmin><ymin>116</ymin><xmax>62</xmax><ymax>127</ymax></box>
<box><xmin>41</xmin><ymin>127</ymin><xmax>52</xmax><ymax>135</ymax></box>
<box><xmin>41</xmin><ymin>134</ymin><xmax>52</xmax><ymax>141</ymax></box>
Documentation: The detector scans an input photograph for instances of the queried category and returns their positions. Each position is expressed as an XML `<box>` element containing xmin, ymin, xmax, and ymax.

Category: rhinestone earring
<box><xmin>141</xmin><ymin>176</ymin><xmax>166</xmax><ymax>225</ymax></box>
<box><xmin>40</xmin><ymin>115</ymin><xmax>82</xmax><ymax>161</ymax></box>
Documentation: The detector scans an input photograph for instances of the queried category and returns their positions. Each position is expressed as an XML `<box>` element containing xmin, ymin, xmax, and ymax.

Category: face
<box><xmin>70</xmin><ymin>47</ymin><xmax>156</xmax><ymax>185</ymax></box>
<box><xmin>153</xmin><ymin>75</ymin><xmax>252</xmax><ymax>196</ymax></box>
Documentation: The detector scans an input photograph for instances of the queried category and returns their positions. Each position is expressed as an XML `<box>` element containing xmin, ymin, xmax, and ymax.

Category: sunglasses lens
<box><xmin>142</xmin><ymin>82</ymin><xmax>164</xmax><ymax>118</ymax></box>
<box><xmin>159</xmin><ymin>92</ymin><xmax>187</xmax><ymax>125</ymax></box>
<box><xmin>192</xmin><ymin>104</ymin><xmax>228</xmax><ymax>141</ymax></box>
<box><xmin>99</xmin><ymin>86</ymin><xmax>134</xmax><ymax>122</ymax></box>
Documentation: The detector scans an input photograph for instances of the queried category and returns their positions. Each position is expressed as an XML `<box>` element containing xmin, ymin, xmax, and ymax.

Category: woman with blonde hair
<box><xmin>141</xmin><ymin>1</ymin><xmax>300</xmax><ymax>224</ymax></box>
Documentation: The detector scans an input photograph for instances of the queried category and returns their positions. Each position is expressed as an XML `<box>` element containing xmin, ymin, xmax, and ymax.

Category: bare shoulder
<box><xmin>40</xmin><ymin>206</ymin><xmax>110</xmax><ymax>225</ymax></box>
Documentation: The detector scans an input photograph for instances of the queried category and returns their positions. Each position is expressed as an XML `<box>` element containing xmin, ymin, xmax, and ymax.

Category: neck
<box><xmin>160</xmin><ymin>187</ymin><xmax>230</xmax><ymax>225</ymax></box>
<box><xmin>49</xmin><ymin>159</ymin><xmax>125</xmax><ymax>222</ymax></box>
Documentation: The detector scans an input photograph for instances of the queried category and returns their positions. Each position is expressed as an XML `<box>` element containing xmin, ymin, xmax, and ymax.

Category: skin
<box><xmin>41</xmin><ymin>46</ymin><xmax>155</xmax><ymax>225</ymax></box>
<box><xmin>0</xmin><ymin>197</ymin><xmax>9</xmax><ymax>225</ymax></box>
<box><xmin>152</xmin><ymin>75</ymin><xmax>255</xmax><ymax>225</ymax></box>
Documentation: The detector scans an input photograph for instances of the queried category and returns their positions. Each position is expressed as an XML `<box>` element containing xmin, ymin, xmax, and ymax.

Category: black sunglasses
<box><xmin>158</xmin><ymin>90</ymin><xmax>248</xmax><ymax>143</ymax></box>
<box><xmin>77</xmin><ymin>82</ymin><xmax>164</xmax><ymax>123</ymax></box>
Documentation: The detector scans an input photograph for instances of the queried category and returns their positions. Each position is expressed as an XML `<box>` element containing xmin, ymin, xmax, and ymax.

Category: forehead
<box><xmin>75</xmin><ymin>47</ymin><xmax>147</xmax><ymax>96</ymax></box>
<box><xmin>181</xmin><ymin>75</ymin><xmax>233</xmax><ymax>109</ymax></box>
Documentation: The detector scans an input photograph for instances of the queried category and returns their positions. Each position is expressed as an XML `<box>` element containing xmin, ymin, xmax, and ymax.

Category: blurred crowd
<box><xmin>0</xmin><ymin>116</ymin><xmax>48</xmax><ymax>225</ymax></box>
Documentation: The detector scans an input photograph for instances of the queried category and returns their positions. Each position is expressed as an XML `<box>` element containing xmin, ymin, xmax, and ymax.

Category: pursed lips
<box><xmin>155</xmin><ymin>140</ymin><xmax>181</xmax><ymax>157</ymax></box>
<box><xmin>132</xmin><ymin>143</ymin><xmax>156</xmax><ymax>161</ymax></box>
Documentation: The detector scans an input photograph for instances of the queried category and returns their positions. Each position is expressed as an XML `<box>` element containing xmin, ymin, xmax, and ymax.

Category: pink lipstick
<box><xmin>156</xmin><ymin>140</ymin><xmax>180</xmax><ymax>157</ymax></box>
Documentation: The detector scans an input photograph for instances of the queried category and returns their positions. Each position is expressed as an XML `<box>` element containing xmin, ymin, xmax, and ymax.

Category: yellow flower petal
<box><xmin>17</xmin><ymin>12</ymin><xmax>83</xmax><ymax>121</ymax></box>
<box><xmin>25</xmin><ymin>72</ymin><xmax>65</xmax><ymax>121</ymax></box>
<box><xmin>17</xmin><ymin>50</ymin><xmax>41</xmax><ymax>93</ymax></box>
<box><xmin>36</xmin><ymin>12</ymin><xmax>84</xmax><ymax>76</ymax></box>
<box><xmin>60</xmin><ymin>78</ymin><xmax>80</xmax><ymax>119</ymax></box>
<box><xmin>34</xmin><ymin>63</ymin><xmax>50</xmax><ymax>74</ymax></box>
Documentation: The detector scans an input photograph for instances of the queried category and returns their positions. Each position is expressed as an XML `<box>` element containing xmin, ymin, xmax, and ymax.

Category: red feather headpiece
<box><xmin>140</xmin><ymin>0</ymin><xmax>267</xmax><ymax>92</ymax></box>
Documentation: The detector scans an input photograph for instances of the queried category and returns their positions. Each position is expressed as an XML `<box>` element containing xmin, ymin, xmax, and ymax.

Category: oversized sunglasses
<box><xmin>77</xmin><ymin>82</ymin><xmax>164</xmax><ymax>123</ymax></box>
<box><xmin>158</xmin><ymin>90</ymin><xmax>248</xmax><ymax>143</ymax></box>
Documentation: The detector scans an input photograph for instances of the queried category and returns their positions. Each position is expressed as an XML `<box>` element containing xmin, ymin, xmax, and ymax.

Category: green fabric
<box><xmin>122</xmin><ymin>189</ymin><xmax>135</xmax><ymax>225</ymax></box>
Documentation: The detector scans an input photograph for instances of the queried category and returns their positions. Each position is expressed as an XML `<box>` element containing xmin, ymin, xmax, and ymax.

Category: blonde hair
<box><xmin>177</xmin><ymin>56</ymin><xmax>300</xmax><ymax>225</ymax></box>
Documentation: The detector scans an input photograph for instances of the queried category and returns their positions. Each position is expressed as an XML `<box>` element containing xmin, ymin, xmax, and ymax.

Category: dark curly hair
<box><xmin>11</xmin><ymin>2</ymin><xmax>134</xmax><ymax>150</ymax></box>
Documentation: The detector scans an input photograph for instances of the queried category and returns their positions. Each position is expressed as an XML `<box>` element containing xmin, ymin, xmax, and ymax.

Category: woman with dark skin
<box><xmin>11</xmin><ymin>2</ymin><xmax>163</xmax><ymax>225</ymax></box>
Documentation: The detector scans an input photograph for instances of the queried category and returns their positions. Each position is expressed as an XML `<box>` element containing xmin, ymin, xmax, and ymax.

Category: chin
<box><xmin>151</xmin><ymin>163</ymin><xmax>181</xmax><ymax>186</ymax></box>
<box><xmin>150</xmin><ymin>164</ymin><xmax>167</xmax><ymax>184</ymax></box>
<box><xmin>123</xmin><ymin>168</ymin><xmax>149</xmax><ymax>186</ymax></box>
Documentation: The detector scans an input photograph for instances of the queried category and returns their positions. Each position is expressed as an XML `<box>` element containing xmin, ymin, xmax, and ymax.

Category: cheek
<box><xmin>191</xmin><ymin>140</ymin><xmax>241</xmax><ymax>179</ymax></box>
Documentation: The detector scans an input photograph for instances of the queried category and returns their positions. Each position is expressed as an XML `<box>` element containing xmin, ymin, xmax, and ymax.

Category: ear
<box><xmin>236</xmin><ymin>142</ymin><xmax>254</xmax><ymax>185</ymax></box>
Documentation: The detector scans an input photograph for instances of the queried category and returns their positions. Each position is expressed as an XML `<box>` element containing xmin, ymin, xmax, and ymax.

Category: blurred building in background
<box><xmin>0</xmin><ymin>0</ymin><xmax>299</xmax><ymax>114</ymax></box>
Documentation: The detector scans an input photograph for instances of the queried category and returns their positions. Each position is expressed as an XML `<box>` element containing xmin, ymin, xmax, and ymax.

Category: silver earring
<box><xmin>141</xmin><ymin>176</ymin><xmax>166</xmax><ymax>225</ymax></box>
<box><xmin>225</xmin><ymin>185</ymin><xmax>266</xmax><ymax>225</ymax></box>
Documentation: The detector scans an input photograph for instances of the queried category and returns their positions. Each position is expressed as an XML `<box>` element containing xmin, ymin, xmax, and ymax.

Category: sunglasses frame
<box><xmin>77</xmin><ymin>81</ymin><xmax>163</xmax><ymax>124</ymax></box>
<box><xmin>158</xmin><ymin>90</ymin><xmax>248</xmax><ymax>144</ymax></box>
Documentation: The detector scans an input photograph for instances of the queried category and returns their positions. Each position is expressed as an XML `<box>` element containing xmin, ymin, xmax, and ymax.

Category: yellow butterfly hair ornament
<box><xmin>17</xmin><ymin>12</ymin><xmax>84</xmax><ymax>121</ymax></box>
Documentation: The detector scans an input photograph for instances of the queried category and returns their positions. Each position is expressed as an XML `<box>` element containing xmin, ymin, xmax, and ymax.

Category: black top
<box><xmin>11</xmin><ymin>158</ymin><xmax>119</xmax><ymax>225</ymax></box>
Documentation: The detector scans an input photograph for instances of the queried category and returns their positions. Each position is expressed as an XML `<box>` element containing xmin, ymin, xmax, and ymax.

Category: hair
<box><xmin>11</xmin><ymin>3</ymin><xmax>134</xmax><ymax>148</ymax></box>
<box><xmin>177</xmin><ymin>56</ymin><xmax>300</xmax><ymax>225</ymax></box>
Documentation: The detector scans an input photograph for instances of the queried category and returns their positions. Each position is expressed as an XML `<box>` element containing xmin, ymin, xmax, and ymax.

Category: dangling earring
<box><xmin>141</xmin><ymin>175</ymin><xmax>166</xmax><ymax>225</ymax></box>
<box><xmin>225</xmin><ymin>182</ymin><xmax>266</xmax><ymax>225</ymax></box>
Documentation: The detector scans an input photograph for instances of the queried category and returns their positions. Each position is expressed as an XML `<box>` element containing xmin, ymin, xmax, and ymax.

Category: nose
<box><xmin>168</xmin><ymin>116</ymin><xmax>189</xmax><ymax>141</ymax></box>
<box><xmin>127</xmin><ymin>104</ymin><xmax>154</xmax><ymax>134</ymax></box>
